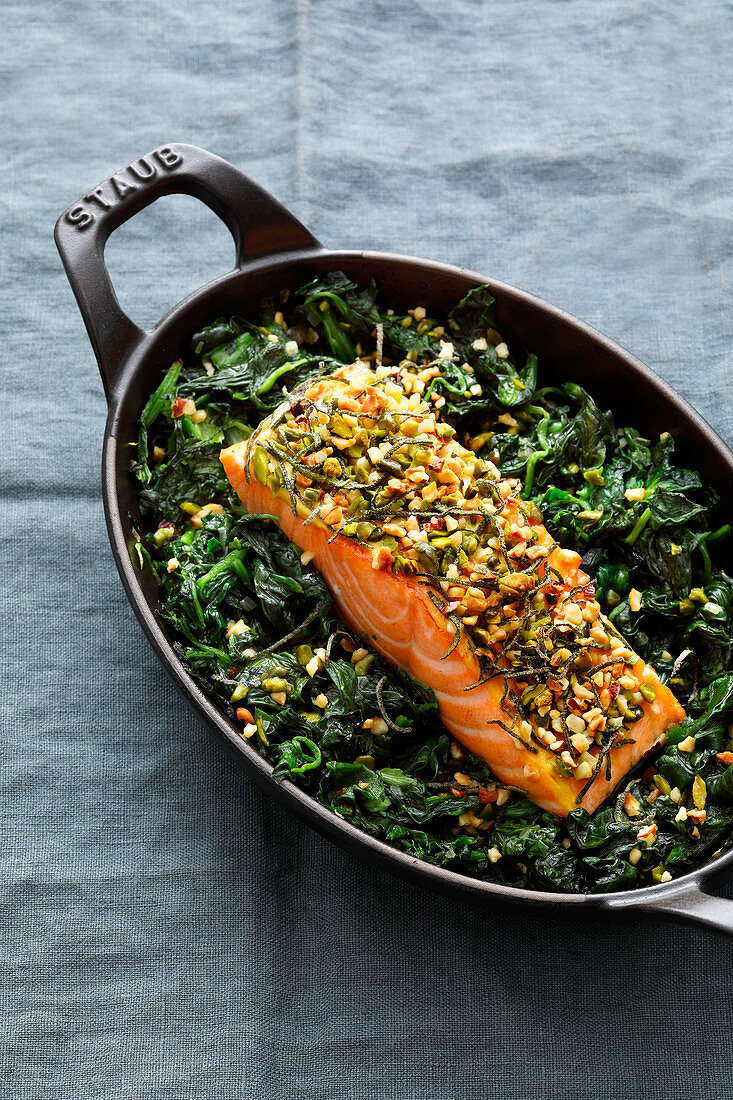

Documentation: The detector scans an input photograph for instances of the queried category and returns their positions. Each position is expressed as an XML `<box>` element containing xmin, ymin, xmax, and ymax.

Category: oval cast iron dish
<box><xmin>55</xmin><ymin>143</ymin><xmax>733</xmax><ymax>935</ymax></box>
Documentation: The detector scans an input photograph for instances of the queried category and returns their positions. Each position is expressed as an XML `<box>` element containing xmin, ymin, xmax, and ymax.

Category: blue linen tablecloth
<box><xmin>2</xmin><ymin>1</ymin><xmax>732</xmax><ymax>1096</ymax></box>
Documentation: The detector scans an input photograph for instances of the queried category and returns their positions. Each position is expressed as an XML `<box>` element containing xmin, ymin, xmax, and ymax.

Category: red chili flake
<box><xmin>171</xmin><ymin>397</ymin><xmax>188</xmax><ymax>418</ymax></box>
<box><xmin>294</xmin><ymin>415</ymin><xmax>309</xmax><ymax>429</ymax></box>
<box><xmin>478</xmin><ymin>786</ymin><xmax>498</xmax><ymax>805</ymax></box>
<box><xmin>426</xmin><ymin>517</ymin><xmax>444</xmax><ymax>531</ymax></box>
<box><xmin>583</xmin><ymin>584</ymin><xmax>596</xmax><ymax>599</ymax></box>
<box><xmin>428</xmin><ymin>458</ymin><xmax>443</xmax><ymax>471</ymax></box>
<box><xmin>610</xmin><ymin>684</ymin><xmax>620</xmax><ymax>699</ymax></box>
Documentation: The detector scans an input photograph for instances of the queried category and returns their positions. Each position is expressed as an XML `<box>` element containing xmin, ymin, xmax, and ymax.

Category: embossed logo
<box><xmin>65</xmin><ymin>146</ymin><xmax>184</xmax><ymax>230</ymax></box>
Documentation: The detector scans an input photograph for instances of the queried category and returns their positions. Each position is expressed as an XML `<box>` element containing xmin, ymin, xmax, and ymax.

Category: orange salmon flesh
<box><xmin>220</xmin><ymin>365</ymin><xmax>685</xmax><ymax>816</ymax></box>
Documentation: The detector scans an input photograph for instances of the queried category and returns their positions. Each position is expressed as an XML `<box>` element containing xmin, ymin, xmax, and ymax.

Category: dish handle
<box><xmin>54</xmin><ymin>142</ymin><xmax>322</xmax><ymax>401</ymax></box>
<box><xmin>610</xmin><ymin>872</ymin><xmax>733</xmax><ymax>937</ymax></box>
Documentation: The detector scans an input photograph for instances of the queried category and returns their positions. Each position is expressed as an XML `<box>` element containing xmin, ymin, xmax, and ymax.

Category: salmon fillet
<box><xmin>221</xmin><ymin>360</ymin><xmax>684</xmax><ymax>816</ymax></box>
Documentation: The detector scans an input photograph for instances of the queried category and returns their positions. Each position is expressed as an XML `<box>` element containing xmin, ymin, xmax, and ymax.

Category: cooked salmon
<box><xmin>220</xmin><ymin>359</ymin><xmax>685</xmax><ymax>816</ymax></box>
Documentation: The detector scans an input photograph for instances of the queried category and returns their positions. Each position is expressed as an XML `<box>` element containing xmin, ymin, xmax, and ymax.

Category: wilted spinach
<box><xmin>132</xmin><ymin>274</ymin><xmax>733</xmax><ymax>894</ymax></box>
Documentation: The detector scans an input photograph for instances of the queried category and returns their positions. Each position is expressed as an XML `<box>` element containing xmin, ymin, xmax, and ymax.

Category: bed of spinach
<box><xmin>132</xmin><ymin>275</ymin><xmax>733</xmax><ymax>893</ymax></box>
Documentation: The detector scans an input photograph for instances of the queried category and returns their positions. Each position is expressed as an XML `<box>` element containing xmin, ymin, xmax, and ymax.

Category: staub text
<box><xmin>64</xmin><ymin>146</ymin><xmax>184</xmax><ymax>230</ymax></box>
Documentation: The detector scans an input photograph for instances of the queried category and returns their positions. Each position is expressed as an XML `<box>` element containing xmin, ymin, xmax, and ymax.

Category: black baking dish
<box><xmin>56</xmin><ymin>143</ymin><xmax>733</xmax><ymax>935</ymax></box>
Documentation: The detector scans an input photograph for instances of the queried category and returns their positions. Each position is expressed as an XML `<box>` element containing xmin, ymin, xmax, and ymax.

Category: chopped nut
<box><xmin>372</xmin><ymin>546</ymin><xmax>394</xmax><ymax>570</ymax></box>
<box><xmin>623</xmin><ymin>793</ymin><xmax>641</xmax><ymax>818</ymax></box>
<box><xmin>171</xmin><ymin>397</ymin><xmax>196</xmax><ymax>418</ymax></box>
<box><xmin>563</xmin><ymin>603</ymin><xmax>584</xmax><ymax>627</ymax></box>
<box><xmin>637</xmin><ymin>823</ymin><xmax>658</xmax><ymax>847</ymax></box>
<box><xmin>189</xmin><ymin>502</ymin><xmax>225</xmax><ymax>529</ymax></box>
<box><xmin>305</xmin><ymin>655</ymin><xmax>323</xmax><ymax>678</ymax></box>
<box><xmin>225</xmin><ymin>618</ymin><xmax>247</xmax><ymax>639</ymax></box>
<box><xmin>566</xmin><ymin>715</ymin><xmax>587</xmax><ymax>738</ymax></box>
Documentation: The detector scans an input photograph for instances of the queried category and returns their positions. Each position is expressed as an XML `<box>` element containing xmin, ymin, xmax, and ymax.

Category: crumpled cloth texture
<box><xmin>2</xmin><ymin>1</ymin><xmax>732</xmax><ymax>1097</ymax></box>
